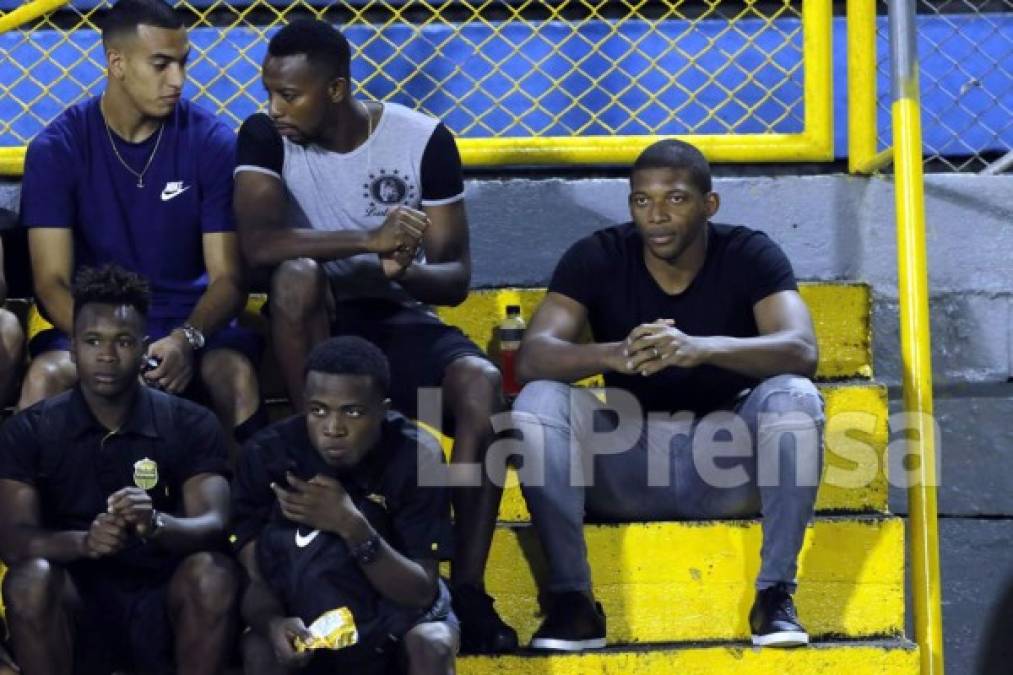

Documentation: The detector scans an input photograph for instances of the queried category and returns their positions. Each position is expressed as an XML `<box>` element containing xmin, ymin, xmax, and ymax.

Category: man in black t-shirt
<box><xmin>513</xmin><ymin>139</ymin><xmax>825</xmax><ymax>651</ymax></box>
<box><xmin>0</xmin><ymin>265</ymin><xmax>237</xmax><ymax>675</ymax></box>
<box><xmin>233</xmin><ymin>336</ymin><xmax>457</xmax><ymax>675</ymax></box>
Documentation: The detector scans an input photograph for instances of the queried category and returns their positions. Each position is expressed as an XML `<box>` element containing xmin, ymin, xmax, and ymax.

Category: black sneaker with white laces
<box><xmin>530</xmin><ymin>591</ymin><xmax>606</xmax><ymax>651</ymax></box>
<box><xmin>749</xmin><ymin>583</ymin><xmax>809</xmax><ymax>647</ymax></box>
<box><xmin>452</xmin><ymin>584</ymin><xmax>519</xmax><ymax>654</ymax></box>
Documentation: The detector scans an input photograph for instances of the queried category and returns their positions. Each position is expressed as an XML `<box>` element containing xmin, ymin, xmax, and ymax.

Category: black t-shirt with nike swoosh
<box><xmin>230</xmin><ymin>411</ymin><xmax>452</xmax><ymax>654</ymax></box>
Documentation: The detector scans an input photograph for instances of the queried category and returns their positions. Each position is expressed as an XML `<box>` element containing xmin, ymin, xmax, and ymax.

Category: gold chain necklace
<box><xmin>101</xmin><ymin>95</ymin><xmax>164</xmax><ymax>189</ymax></box>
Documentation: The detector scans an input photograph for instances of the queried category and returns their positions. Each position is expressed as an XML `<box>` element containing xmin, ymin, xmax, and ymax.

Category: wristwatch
<box><xmin>177</xmin><ymin>323</ymin><xmax>205</xmax><ymax>351</ymax></box>
<box><xmin>350</xmin><ymin>533</ymin><xmax>382</xmax><ymax>565</ymax></box>
<box><xmin>145</xmin><ymin>509</ymin><xmax>166</xmax><ymax>541</ymax></box>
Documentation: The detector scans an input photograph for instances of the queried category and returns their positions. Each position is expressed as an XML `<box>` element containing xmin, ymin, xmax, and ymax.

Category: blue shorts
<box><xmin>29</xmin><ymin>317</ymin><xmax>262</xmax><ymax>366</ymax></box>
<box><xmin>29</xmin><ymin>315</ymin><xmax>263</xmax><ymax>404</ymax></box>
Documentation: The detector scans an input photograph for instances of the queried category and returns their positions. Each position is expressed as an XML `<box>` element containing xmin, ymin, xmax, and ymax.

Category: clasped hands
<box><xmin>82</xmin><ymin>487</ymin><xmax>156</xmax><ymax>558</ymax></box>
<box><xmin>611</xmin><ymin>319</ymin><xmax>709</xmax><ymax>376</ymax></box>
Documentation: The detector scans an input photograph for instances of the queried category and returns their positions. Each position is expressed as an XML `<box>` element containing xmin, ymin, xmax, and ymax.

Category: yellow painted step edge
<box><xmin>459</xmin><ymin>639</ymin><xmax>919</xmax><ymax>675</ymax></box>
<box><xmin>241</xmin><ymin>282</ymin><xmax>873</xmax><ymax>381</ymax></box>
<box><xmin>468</xmin><ymin>516</ymin><xmax>904</xmax><ymax>644</ymax></box>
<box><xmin>435</xmin><ymin>283</ymin><xmax>873</xmax><ymax>380</ymax></box>
<box><xmin>421</xmin><ymin>382</ymin><xmax>891</xmax><ymax>521</ymax></box>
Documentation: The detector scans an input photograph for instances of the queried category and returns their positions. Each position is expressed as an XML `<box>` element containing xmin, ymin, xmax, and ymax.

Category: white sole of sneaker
<box><xmin>530</xmin><ymin>637</ymin><xmax>607</xmax><ymax>651</ymax></box>
<box><xmin>751</xmin><ymin>631</ymin><xmax>809</xmax><ymax>647</ymax></box>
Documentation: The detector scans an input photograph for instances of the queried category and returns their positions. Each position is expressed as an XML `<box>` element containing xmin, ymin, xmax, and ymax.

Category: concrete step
<box><xmin>452</xmin><ymin>515</ymin><xmax>905</xmax><ymax>645</ymax></box>
<box><xmin>459</xmin><ymin>639</ymin><xmax>919</xmax><ymax>674</ymax></box>
<box><xmin>418</xmin><ymin>381</ymin><xmax>892</xmax><ymax>521</ymax></box>
<box><xmin>239</xmin><ymin>281</ymin><xmax>873</xmax><ymax>402</ymax></box>
<box><xmin>268</xmin><ymin>380</ymin><xmax>892</xmax><ymax>519</ymax></box>
<box><xmin>436</xmin><ymin>282</ymin><xmax>874</xmax><ymax>381</ymax></box>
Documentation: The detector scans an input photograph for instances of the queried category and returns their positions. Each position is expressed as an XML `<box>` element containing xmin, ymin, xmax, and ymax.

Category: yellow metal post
<box><xmin>889</xmin><ymin>0</ymin><xmax>944</xmax><ymax>672</ymax></box>
<box><xmin>801</xmin><ymin>0</ymin><xmax>834</xmax><ymax>160</ymax></box>
<box><xmin>848</xmin><ymin>0</ymin><xmax>883</xmax><ymax>172</ymax></box>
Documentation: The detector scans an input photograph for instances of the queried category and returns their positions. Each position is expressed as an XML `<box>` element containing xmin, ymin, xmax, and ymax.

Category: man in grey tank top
<box><xmin>233</xmin><ymin>19</ymin><xmax>518</xmax><ymax>659</ymax></box>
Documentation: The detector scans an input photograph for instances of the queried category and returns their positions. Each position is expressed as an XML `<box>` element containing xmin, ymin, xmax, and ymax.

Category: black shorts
<box><xmin>67</xmin><ymin>562</ymin><xmax>176</xmax><ymax>675</ymax></box>
<box><xmin>303</xmin><ymin>579</ymin><xmax>458</xmax><ymax>675</ymax></box>
<box><xmin>329</xmin><ymin>299</ymin><xmax>487</xmax><ymax>421</ymax></box>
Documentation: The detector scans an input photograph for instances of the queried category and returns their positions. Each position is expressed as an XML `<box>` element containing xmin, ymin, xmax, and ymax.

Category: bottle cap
<box><xmin>506</xmin><ymin>305</ymin><xmax>521</xmax><ymax>316</ymax></box>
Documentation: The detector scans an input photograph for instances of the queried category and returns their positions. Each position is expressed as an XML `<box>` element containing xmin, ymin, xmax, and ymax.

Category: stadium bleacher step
<box><xmin>435</xmin><ymin>283</ymin><xmax>874</xmax><ymax>381</ymax></box>
<box><xmin>449</xmin><ymin>515</ymin><xmax>905</xmax><ymax>645</ymax></box>
<box><xmin>458</xmin><ymin>638</ymin><xmax>919</xmax><ymax>674</ymax></box>
<box><xmin>248</xmin><ymin>281</ymin><xmax>876</xmax><ymax>408</ymax></box>
<box><xmin>477</xmin><ymin>381</ymin><xmax>891</xmax><ymax>523</ymax></box>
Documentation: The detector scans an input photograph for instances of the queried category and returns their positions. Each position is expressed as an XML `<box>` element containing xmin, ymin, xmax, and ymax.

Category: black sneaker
<box><xmin>749</xmin><ymin>583</ymin><xmax>809</xmax><ymax>647</ymax></box>
<box><xmin>452</xmin><ymin>584</ymin><xmax>519</xmax><ymax>654</ymax></box>
<box><xmin>530</xmin><ymin>591</ymin><xmax>606</xmax><ymax>651</ymax></box>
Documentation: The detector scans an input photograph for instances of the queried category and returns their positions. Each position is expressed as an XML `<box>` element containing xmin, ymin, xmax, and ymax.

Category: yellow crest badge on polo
<box><xmin>133</xmin><ymin>458</ymin><xmax>159</xmax><ymax>490</ymax></box>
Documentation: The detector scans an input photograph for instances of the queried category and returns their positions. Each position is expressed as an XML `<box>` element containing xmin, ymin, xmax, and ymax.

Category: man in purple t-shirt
<box><xmin>19</xmin><ymin>0</ymin><xmax>264</xmax><ymax>445</ymax></box>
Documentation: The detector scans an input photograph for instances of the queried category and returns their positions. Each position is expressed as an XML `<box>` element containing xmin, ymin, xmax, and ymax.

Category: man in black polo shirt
<box><xmin>233</xmin><ymin>336</ymin><xmax>456</xmax><ymax>675</ymax></box>
<box><xmin>0</xmin><ymin>264</ymin><xmax>237</xmax><ymax>675</ymax></box>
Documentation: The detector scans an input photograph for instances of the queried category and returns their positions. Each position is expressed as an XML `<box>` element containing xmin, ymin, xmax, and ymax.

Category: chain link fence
<box><xmin>1</xmin><ymin>0</ymin><xmax>828</xmax><ymax>167</ymax></box>
<box><xmin>874</xmin><ymin>0</ymin><xmax>1013</xmax><ymax>172</ymax></box>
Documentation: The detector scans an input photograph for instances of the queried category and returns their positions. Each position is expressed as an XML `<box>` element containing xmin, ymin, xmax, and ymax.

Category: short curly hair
<box><xmin>268</xmin><ymin>19</ymin><xmax>351</xmax><ymax>81</ymax></box>
<box><xmin>631</xmin><ymin>139</ymin><xmax>712</xmax><ymax>195</ymax></box>
<box><xmin>72</xmin><ymin>264</ymin><xmax>151</xmax><ymax>321</ymax></box>
<box><xmin>304</xmin><ymin>336</ymin><xmax>390</xmax><ymax>396</ymax></box>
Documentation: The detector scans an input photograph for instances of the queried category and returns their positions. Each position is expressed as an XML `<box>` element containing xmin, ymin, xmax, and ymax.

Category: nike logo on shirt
<box><xmin>294</xmin><ymin>528</ymin><xmax>321</xmax><ymax>548</ymax></box>
<box><xmin>161</xmin><ymin>181</ymin><xmax>190</xmax><ymax>201</ymax></box>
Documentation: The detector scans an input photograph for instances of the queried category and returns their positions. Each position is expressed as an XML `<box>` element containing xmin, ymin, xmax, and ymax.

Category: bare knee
<box><xmin>0</xmin><ymin>310</ymin><xmax>25</xmax><ymax>403</ymax></box>
<box><xmin>169</xmin><ymin>552</ymin><xmax>238</xmax><ymax>620</ymax></box>
<box><xmin>200</xmin><ymin>349</ymin><xmax>260</xmax><ymax>415</ymax></box>
<box><xmin>0</xmin><ymin>309</ymin><xmax>24</xmax><ymax>358</ymax></box>
<box><xmin>241</xmin><ymin>629</ymin><xmax>285</xmax><ymax>675</ymax></box>
<box><xmin>19</xmin><ymin>353</ymin><xmax>76</xmax><ymax>409</ymax></box>
<box><xmin>443</xmin><ymin>357</ymin><xmax>505</xmax><ymax>420</ymax></box>
<box><xmin>3</xmin><ymin>559</ymin><xmax>67</xmax><ymax>624</ymax></box>
<box><xmin>403</xmin><ymin>622</ymin><xmax>457</xmax><ymax>675</ymax></box>
<box><xmin>269</xmin><ymin>258</ymin><xmax>327</xmax><ymax>322</ymax></box>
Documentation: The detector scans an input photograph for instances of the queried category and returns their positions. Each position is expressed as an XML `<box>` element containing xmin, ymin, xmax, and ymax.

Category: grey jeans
<box><xmin>511</xmin><ymin>374</ymin><xmax>825</xmax><ymax>593</ymax></box>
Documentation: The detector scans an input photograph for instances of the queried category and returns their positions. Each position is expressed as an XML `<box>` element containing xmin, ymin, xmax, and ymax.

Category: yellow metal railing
<box><xmin>888</xmin><ymin>0</ymin><xmax>944</xmax><ymax>671</ymax></box>
<box><xmin>1</xmin><ymin>0</ymin><xmax>833</xmax><ymax>174</ymax></box>
<box><xmin>849</xmin><ymin>0</ymin><xmax>944</xmax><ymax>667</ymax></box>
<box><xmin>846</xmin><ymin>0</ymin><xmax>892</xmax><ymax>173</ymax></box>
<box><xmin>0</xmin><ymin>0</ymin><xmax>63</xmax><ymax>32</ymax></box>
<box><xmin>458</xmin><ymin>0</ymin><xmax>833</xmax><ymax>166</ymax></box>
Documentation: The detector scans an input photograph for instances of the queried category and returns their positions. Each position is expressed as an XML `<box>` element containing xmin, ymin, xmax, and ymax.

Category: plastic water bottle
<box><xmin>498</xmin><ymin>305</ymin><xmax>525</xmax><ymax>398</ymax></box>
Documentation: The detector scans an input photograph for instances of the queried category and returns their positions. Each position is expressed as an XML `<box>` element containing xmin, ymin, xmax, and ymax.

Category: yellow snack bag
<box><xmin>294</xmin><ymin>607</ymin><xmax>359</xmax><ymax>652</ymax></box>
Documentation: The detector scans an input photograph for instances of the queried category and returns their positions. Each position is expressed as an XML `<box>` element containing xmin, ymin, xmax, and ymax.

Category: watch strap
<box><xmin>179</xmin><ymin>323</ymin><xmax>205</xmax><ymax>351</ymax></box>
<box><xmin>350</xmin><ymin>533</ymin><xmax>382</xmax><ymax>565</ymax></box>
